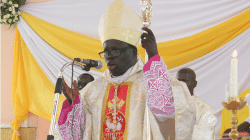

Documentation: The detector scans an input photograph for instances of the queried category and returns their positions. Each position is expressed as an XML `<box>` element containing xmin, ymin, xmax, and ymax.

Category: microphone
<box><xmin>74</xmin><ymin>58</ymin><xmax>103</xmax><ymax>70</ymax></box>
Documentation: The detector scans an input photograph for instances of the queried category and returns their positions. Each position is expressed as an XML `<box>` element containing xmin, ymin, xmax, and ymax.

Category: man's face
<box><xmin>77</xmin><ymin>75</ymin><xmax>93</xmax><ymax>90</ymax></box>
<box><xmin>103</xmin><ymin>39</ymin><xmax>136</xmax><ymax>76</ymax></box>
<box><xmin>176</xmin><ymin>69</ymin><xmax>197</xmax><ymax>96</ymax></box>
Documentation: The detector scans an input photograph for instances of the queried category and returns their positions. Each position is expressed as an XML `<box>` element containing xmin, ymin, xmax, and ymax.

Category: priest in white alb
<box><xmin>176</xmin><ymin>68</ymin><xmax>217</xmax><ymax>140</ymax></box>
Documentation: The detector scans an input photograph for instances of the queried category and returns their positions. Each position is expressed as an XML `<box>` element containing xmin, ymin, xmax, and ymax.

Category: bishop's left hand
<box><xmin>141</xmin><ymin>27</ymin><xmax>158</xmax><ymax>59</ymax></box>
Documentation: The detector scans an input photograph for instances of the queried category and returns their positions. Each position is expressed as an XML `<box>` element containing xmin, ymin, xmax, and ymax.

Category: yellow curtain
<box><xmin>158</xmin><ymin>7</ymin><xmax>250</xmax><ymax>69</ymax></box>
<box><xmin>21</xmin><ymin>8</ymin><xmax>250</xmax><ymax>70</ymax></box>
<box><xmin>20</xmin><ymin>12</ymin><xmax>105</xmax><ymax>71</ymax></box>
<box><xmin>11</xmin><ymin>7</ymin><xmax>250</xmax><ymax>139</ymax></box>
<box><xmin>11</xmin><ymin>28</ymin><xmax>66</xmax><ymax>140</ymax></box>
<box><xmin>220</xmin><ymin>87</ymin><xmax>250</xmax><ymax>136</ymax></box>
<box><xmin>11</xmin><ymin>28</ymin><xmax>29</xmax><ymax>140</ymax></box>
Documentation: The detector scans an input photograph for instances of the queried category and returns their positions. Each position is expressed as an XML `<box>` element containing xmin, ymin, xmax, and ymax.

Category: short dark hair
<box><xmin>78</xmin><ymin>73</ymin><xmax>95</xmax><ymax>81</ymax></box>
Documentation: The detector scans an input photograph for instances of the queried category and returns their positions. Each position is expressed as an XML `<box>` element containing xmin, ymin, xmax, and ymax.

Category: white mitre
<box><xmin>98</xmin><ymin>0</ymin><xmax>143</xmax><ymax>49</ymax></box>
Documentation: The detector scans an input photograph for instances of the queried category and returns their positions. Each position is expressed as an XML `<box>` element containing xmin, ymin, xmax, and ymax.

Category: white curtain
<box><xmin>169</xmin><ymin>27</ymin><xmax>250</xmax><ymax>136</ymax></box>
<box><xmin>20</xmin><ymin>0</ymin><xmax>250</xmax><ymax>42</ymax></box>
<box><xmin>17</xmin><ymin>0</ymin><xmax>250</xmax><ymax>138</ymax></box>
<box><xmin>17</xmin><ymin>17</ymin><xmax>103</xmax><ymax>86</ymax></box>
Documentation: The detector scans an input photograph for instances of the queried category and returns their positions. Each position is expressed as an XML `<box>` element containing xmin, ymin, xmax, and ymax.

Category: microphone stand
<box><xmin>47</xmin><ymin>62</ymin><xmax>89</xmax><ymax>140</ymax></box>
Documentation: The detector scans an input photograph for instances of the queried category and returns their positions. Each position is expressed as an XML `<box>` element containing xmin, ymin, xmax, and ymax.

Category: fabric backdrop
<box><xmin>10</xmin><ymin>0</ymin><xmax>250</xmax><ymax>139</ymax></box>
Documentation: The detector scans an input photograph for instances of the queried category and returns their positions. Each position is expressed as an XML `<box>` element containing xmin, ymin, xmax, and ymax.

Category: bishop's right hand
<box><xmin>62</xmin><ymin>79</ymin><xmax>79</xmax><ymax>104</ymax></box>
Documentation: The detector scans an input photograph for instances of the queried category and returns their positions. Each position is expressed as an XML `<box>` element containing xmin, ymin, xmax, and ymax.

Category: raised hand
<box><xmin>62</xmin><ymin>79</ymin><xmax>79</xmax><ymax>104</ymax></box>
<box><xmin>141</xmin><ymin>27</ymin><xmax>158</xmax><ymax>59</ymax></box>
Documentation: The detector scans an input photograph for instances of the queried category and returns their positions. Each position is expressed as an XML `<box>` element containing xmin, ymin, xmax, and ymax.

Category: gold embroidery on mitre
<box><xmin>98</xmin><ymin>0</ymin><xmax>143</xmax><ymax>48</ymax></box>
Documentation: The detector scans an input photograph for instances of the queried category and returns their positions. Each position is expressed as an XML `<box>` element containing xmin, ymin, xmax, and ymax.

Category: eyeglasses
<box><xmin>99</xmin><ymin>48</ymin><xmax>129</xmax><ymax>58</ymax></box>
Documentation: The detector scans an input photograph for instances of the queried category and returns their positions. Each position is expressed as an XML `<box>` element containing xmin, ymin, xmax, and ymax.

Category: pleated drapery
<box><xmin>10</xmin><ymin>1</ymin><xmax>250</xmax><ymax>139</ymax></box>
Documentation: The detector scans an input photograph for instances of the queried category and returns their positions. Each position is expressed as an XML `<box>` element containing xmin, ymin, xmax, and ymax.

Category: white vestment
<box><xmin>81</xmin><ymin>59</ymin><xmax>174</xmax><ymax>140</ymax></box>
<box><xmin>170</xmin><ymin>75</ymin><xmax>196</xmax><ymax>140</ymax></box>
<box><xmin>54</xmin><ymin>57</ymin><xmax>199</xmax><ymax>140</ymax></box>
<box><xmin>191</xmin><ymin>95</ymin><xmax>217</xmax><ymax>140</ymax></box>
<box><xmin>245</xmin><ymin>94</ymin><xmax>250</xmax><ymax>123</ymax></box>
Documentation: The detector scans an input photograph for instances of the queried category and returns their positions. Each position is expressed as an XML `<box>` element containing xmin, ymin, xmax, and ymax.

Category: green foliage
<box><xmin>0</xmin><ymin>0</ymin><xmax>25</xmax><ymax>26</ymax></box>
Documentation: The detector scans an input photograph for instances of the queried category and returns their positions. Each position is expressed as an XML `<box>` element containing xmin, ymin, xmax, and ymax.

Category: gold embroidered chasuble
<box><xmin>80</xmin><ymin>60</ymin><xmax>166</xmax><ymax>140</ymax></box>
<box><xmin>101</xmin><ymin>82</ymin><xmax>133</xmax><ymax>140</ymax></box>
<box><xmin>54</xmin><ymin>57</ymin><xmax>202</xmax><ymax>140</ymax></box>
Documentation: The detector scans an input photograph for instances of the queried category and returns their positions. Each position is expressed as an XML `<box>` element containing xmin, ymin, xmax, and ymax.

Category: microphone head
<box><xmin>95</xmin><ymin>60</ymin><xmax>103</xmax><ymax>70</ymax></box>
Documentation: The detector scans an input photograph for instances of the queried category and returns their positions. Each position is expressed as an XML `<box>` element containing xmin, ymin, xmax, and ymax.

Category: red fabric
<box><xmin>221</xmin><ymin>132</ymin><xmax>250</xmax><ymax>140</ymax></box>
<box><xmin>143</xmin><ymin>54</ymin><xmax>160</xmax><ymax>72</ymax></box>
<box><xmin>58</xmin><ymin>95</ymin><xmax>81</xmax><ymax>125</ymax></box>
<box><xmin>102</xmin><ymin>85</ymin><xmax>129</xmax><ymax>140</ymax></box>
<box><xmin>143</xmin><ymin>55</ymin><xmax>175</xmax><ymax>119</ymax></box>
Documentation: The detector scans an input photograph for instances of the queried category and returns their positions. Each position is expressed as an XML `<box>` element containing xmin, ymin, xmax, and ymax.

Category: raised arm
<box><xmin>141</xmin><ymin>27</ymin><xmax>175</xmax><ymax>120</ymax></box>
<box><xmin>143</xmin><ymin>54</ymin><xmax>175</xmax><ymax>119</ymax></box>
<box><xmin>141</xmin><ymin>27</ymin><xmax>175</xmax><ymax>139</ymax></box>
